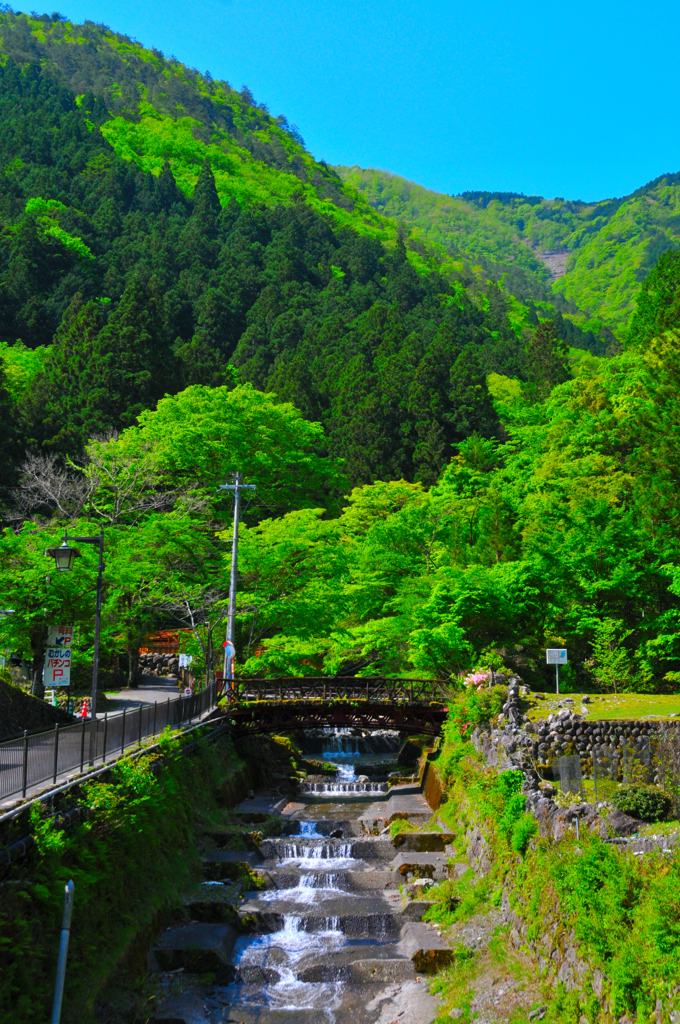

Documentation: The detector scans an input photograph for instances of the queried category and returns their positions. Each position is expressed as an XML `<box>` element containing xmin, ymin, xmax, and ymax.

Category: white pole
<box><xmin>51</xmin><ymin>880</ymin><xmax>74</xmax><ymax>1024</ymax></box>
<box><xmin>227</xmin><ymin>471</ymin><xmax>241</xmax><ymax>653</ymax></box>
<box><xmin>219</xmin><ymin>472</ymin><xmax>255</xmax><ymax>687</ymax></box>
<box><xmin>556</xmin><ymin>664</ymin><xmax>560</xmax><ymax>694</ymax></box>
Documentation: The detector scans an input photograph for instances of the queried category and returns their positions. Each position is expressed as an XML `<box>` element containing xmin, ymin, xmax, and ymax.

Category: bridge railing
<box><xmin>226</xmin><ymin>676</ymin><xmax>450</xmax><ymax>704</ymax></box>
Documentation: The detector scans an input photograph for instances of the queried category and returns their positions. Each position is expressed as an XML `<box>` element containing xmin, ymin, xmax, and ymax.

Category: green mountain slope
<box><xmin>0</xmin><ymin>12</ymin><xmax>385</xmax><ymax>234</ymax></box>
<box><xmin>0</xmin><ymin>10</ymin><xmax>575</xmax><ymax>489</ymax></box>
<box><xmin>338</xmin><ymin>166</ymin><xmax>680</xmax><ymax>335</ymax></box>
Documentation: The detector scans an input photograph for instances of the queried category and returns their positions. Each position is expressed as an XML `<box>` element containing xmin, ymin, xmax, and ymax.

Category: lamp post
<box><xmin>45</xmin><ymin>530</ymin><xmax>104</xmax><ymax>767</ymax></box>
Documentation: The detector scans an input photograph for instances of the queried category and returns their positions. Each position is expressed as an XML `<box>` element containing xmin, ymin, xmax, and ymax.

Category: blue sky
<box><xmin>14</xmin><ymin>0</ymin><xmax>680</xmax><ymax>201</ymax></box>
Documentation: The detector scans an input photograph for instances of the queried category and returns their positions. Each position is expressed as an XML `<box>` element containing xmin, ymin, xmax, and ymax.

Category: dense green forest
<box><xmin>3</xmin><ymin>11</ymin><xmax>680</xmax><ymax>694</ymax></box>
<box><xmin>0</xmin><ymin>10</ymin><xmax>589</xmax><ymax>488</ymax></box>
<box><xmin>339</xmin><ymin>165</ymin><xmax>680</xmax><ymax>337</ymax></box>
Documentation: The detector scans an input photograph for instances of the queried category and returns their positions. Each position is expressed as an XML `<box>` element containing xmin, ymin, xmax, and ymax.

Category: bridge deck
<box><xmin>221</xmin><ymin>678</ymin><xmax>450</xmax><ymax>736</ymax></box>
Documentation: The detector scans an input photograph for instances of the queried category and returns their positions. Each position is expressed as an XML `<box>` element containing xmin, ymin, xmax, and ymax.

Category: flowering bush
<box><xmin>462</xmin><ymin>670</ymin><xmax>492</xmax><ymax>690</ymax></box>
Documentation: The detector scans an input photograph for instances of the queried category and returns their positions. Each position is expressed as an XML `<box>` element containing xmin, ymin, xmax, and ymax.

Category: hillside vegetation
<box><xmin>5</xmin><ymin>11</ymin><xmax>680</xmax><ymax>697</ymax></box>
<box><xmin>0</xmin><ymin>10</ymin><xmax>595</xmax><ymax>489</ymax></box>
<box><xmin>339</xmin><ymin>166</ymin><xmax>680</xmax><ymax>336</ymax></box>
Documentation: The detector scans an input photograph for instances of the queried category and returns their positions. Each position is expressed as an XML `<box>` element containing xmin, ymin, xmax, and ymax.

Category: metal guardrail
<box><xmin>0</xmin><ymin>681</ymin><xmax>220</xmax><ymax>803</ymax></box>
<box><xmin>226</xmin><ymin>676</ymin><xmax>450</xmax><ymax>704</ymax></box>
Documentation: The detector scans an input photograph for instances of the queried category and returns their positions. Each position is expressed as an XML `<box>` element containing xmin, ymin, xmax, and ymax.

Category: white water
<box><xmin>235</xmin><ymin>916</ymin><xmax>346</xmax><ymax>1018</ymax></box>
<box><xmin>280</xmin><ymin>841</ymin><xmax>354</xmax><ymax>860</ymax></box>
<box><xmin>301</xmin><ymin>780</ymin><xmax>388</xmax><ymax>794</ymax></box>
<box><xmin>226</xmin><ymin>727</ymin><xmax>398</xmax><ymax>1020</ymax></box>
<box><xmin>298</xmin><ymin>820</ymin><xmax>323</xmax><ymax>837</ymax></box>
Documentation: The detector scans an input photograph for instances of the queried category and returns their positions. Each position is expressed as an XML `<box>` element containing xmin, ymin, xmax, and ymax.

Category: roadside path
<box><xmin>0</xmin><ymin>677</ymin><xmax>217</xmax><ymax>814</ymax></box>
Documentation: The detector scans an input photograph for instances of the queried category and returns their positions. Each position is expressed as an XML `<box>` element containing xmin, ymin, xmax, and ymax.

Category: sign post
<box><xmin>546</xmin><ymin>648</ymin><xmax>568</xmax><ymax>693</ymax></box>
<box><xmin>44</xmin><ymin>624</ymin><xmax>74</xmax><ymax>688</ymax></box>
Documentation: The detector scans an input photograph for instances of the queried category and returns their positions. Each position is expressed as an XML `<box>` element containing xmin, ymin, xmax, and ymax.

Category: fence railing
<box><xmin>227</xmin><ymin>676</ymin><xmax>450</xmax><ymax>704</ymax></box>
<box><xmin>0</xmin><ymin>681</ymin><xmax>220</xmax><ymax>803</ymax></box>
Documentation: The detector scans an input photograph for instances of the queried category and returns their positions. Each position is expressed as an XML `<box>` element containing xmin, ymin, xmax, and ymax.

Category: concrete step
<box><xmin>391</xmin><ymin>851</ymin><xmax>448</xmax><ymax>880</ymax></box>
<box><xmin>259</xmin><ymin>866</ymin><xmax>396</xmax><ymax>891</ymax></box>
<box><xmin>294</xmin><ymin>943</ymin><xmax>416</xmax><ymax>982</ymax></box>
<box><xmin>239</xmin><ymin>891</ymin><xmax>404</xmax><ymax>939</ymax></box>
<box><xmin>258</xmin><ymin>836</ymin><xmax>394</xmax><ymax>862</ymax></box>
<box><xmin>397</xmin><ymin>921</ymin><xmax>453</xmax><ymax>973</ymax></box>
<box><xmin>393</xmin><ymin>831</ymin><xmax>455</xmax><ymax>852</ymax></box>
<box><xmin>202</xmin><ymin>850</ymin><xmax>262</xmax><ymax>881</ymax></box>
<box><xmin>149</xmin><ymin>923</ymin><xmax>237</xmax><ymax>973</ymax></box>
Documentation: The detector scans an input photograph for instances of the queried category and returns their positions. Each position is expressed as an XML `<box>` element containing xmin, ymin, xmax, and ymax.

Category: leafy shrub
<box><xmin>497</xmin><ymin>791</ymin><xmax>526</xmax><ymax>842</ymax></box>
<box><xmin>510</xmin><ymin>813</ymin><xmax>538</xmax><ymax>855</ymax></box>
<box><xmin>496</xmin><ymin>769</ymin><xmax>523</xmax><ymax>799</ymax></box>
<box><xmin>552</xmin><ymin>837</ymin><xmax>636</xmax><ymax>960</ymax></box>
<box><xmin>461</xmin><ymin>684</ymin><xmax>508</xmax><ymax>725</ymax></box>
<box><xmin>611</xmin><ymin>784</ymin><xmax>671</xmax><ymax>822</ymax></box>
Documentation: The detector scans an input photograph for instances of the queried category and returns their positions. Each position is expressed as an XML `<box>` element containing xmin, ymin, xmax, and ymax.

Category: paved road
<box><xmin>103</xmin><ymin>675</ymin><xmax>183</xmax><ymax>714</ymax></box>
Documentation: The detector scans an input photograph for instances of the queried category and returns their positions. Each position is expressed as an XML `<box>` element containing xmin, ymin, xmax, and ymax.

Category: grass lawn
<box><xmin>524</xmin><ymin>692</ymin><xmax>680</xmax><ymax>721</ymax></box>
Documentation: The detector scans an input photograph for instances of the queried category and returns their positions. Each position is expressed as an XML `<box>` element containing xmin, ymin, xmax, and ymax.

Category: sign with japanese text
<box><xmin>546</xmin><ymin>648</ymin><xmax>568</xmax><ymax>665</ymax></box>
<box><xmin>44</xmin><ymin>624</ymin><xmax>73</xmax><ymax>686</ymax></box>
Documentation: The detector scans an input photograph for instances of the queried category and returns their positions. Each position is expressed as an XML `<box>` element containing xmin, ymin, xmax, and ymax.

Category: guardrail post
<box><xmin>365</xmin><ymin>678</ymin><xmax>369</xmax><ymax>701</ymax></box>
<box><xmin>21</xmin><ymin>730</ymin><xmax>29</xmax><ymax>797</ymax></box>
<box><xmin>102</xmin><ymin>713</ymin><xmax>108</xmax><ymax>764</ymax></box>
<box><xmin>121</xmin><ymin>708</ymin><xmax>126</xmax><ymax>755</ymax></box>
<box><xmin>79</xmin><ymin>718</ymin><xmax>86</xmax><ymax>773</ymax></box>
<box><xmin>279</xmin><ymin>679</ymin><xmax>283</xmax><ymax>702</ymax></box>
<box><xmin>410</xmin><ymin>681</ymin><xmax>414</xmax><ymax>703</ymax></box>
<box><xmin>53</xmin><ymin>723</ymin><xmax>59</xmax><ymax>784</ymax></box>
<box><xmin>153</xmin><ymin>701</ymin><xmax>157</xmax><ymax>736</ymax></box>
<box><xmin>138</xmin><ymin>704</ymin><xmax>143</xmax><ymax>744</ymax></box>
<box><xmin>166</xmin><ymin>695</ymin><xmax>171</xmax><ymax>730</ymax></box>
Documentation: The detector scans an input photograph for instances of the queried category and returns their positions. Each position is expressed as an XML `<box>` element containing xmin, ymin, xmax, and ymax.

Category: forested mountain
<box><xmin>4</xmin><ymin>11</ymin><xmax>680</xmax><ymax>693</ymax></box>
<box><xmin>338</xmin><ymin>166</ymin><xmax>680</xmax><ymax>336</ymax></box>
<box><xmin>0</xmin><ymin>10</ymin><xmax>587</xmax><ymax>490</ymax></box>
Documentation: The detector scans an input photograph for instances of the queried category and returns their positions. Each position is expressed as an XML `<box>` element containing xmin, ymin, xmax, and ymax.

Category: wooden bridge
<box><xmin>222</xmin><ymin>677</ymin><xmax>450</xmax><ymax>737</ymax></box>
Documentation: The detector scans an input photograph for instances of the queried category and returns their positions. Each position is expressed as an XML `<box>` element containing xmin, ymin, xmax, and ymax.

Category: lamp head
<box><xmin>45</xmin><ymin>540</ymin><xmax>81</xmax><ymax>572</ymax></box>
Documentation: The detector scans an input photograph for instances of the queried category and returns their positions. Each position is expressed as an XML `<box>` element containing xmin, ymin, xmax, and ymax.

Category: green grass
<box><xmin>525</xmin><ymin>692</ymin><xmax>680</xmax><ymax>721</ymax></box>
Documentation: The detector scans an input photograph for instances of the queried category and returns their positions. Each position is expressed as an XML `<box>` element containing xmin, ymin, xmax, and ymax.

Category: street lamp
<box><xmin>44</xmin><ymin>540</ymin><xmax>81</xmax><ymax>573</ymax></box>
<box><xmin>45</xmin><ymin>529</ymin><xmax>104</xmax><ymax>767</ymax></box>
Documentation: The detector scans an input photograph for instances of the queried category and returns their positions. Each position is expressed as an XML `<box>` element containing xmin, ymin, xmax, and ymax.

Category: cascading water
<box><xmin>280</xmin><ymin>841</ymin><xmax>354</xmax><ymax>860</ymax></box>
<box><xmin>300</xmin><ymin>725</ymin><xmax>401</xmax><ymax>795</ymax></box>
<box><xmin>220</xmin><ymin>726</ymin><xmax>408</xmax><ymax>1022</ymax></box>
<box><xmin>301</xmin><ymin>779</ymin><xmax>388</xmax><ymax>794</ymax></box>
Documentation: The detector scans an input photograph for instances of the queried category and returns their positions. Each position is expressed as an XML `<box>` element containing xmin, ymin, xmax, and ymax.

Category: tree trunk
<box><xmin>127</xmin><ymin>645</ymin><xmax>140</xmax><ymax>688</ymax></box>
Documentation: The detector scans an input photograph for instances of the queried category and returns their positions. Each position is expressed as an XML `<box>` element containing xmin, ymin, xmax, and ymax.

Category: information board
<box><xmin>546</xmin><ymin>649</ymin><xmax>568</xmax><ymax>665</ymax></box>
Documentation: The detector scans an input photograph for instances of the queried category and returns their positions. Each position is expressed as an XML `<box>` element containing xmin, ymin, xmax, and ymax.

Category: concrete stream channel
<box><xmin>147</xmin><ymin>729</ymin><xmax>449</xmax><ymax>1024</ymax></box>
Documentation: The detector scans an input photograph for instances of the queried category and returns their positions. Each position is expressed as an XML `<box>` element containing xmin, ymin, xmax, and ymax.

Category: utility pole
<box><xmin>219</xmin><ymin>472</ymin><xmax>255</xmax><ymax>682</ymax></box>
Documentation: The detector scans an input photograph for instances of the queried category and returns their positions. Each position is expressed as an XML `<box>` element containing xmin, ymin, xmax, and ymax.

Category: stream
<box><xmin>151</xmin><ymin>728</ymin><xmax>442</xmax><ymax>1024</ymax></box>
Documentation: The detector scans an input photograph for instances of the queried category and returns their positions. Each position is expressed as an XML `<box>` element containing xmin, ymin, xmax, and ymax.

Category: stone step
<box><xmin>201</xmin><ymin>850</ymin><xmax>262</xmax><ymax>881</ymax></box>
<box><xmin>148</xmin><ymin>923</ymin><xmax>238</xmax><ymax>974</ymax></box>
<box><xmin>294</xmin><ymin>944</ymin><xmax>416</xmax><ymax>983</ymax></box>
<box><xmin>259</xmin><ymin>866</ymin><xmax>396</xmax><ymax>891</ymax></box>
<box><xmin>238</xmin><ymin>892</ymin><xmax>404</xmax><ymax>939</ymax></box>
<box><xmin>282</xmin><ymin>819</ymin><xmax>363</xmax><ymax>837</ymax></box>
<box><xmin>391</xmin><ymin>851</ymin><xmax>448</xmax><ymax>880</ymax></box>
<box><xmin>393</xmin><ymin>831</ymin><xmax>455</xmax><ymax>853</ymax></box>
<box><xmin>258</xmin><ymin>836</ymin><xmax>395</xmax><ymax>862</ymax></box>
<box><xmin>210</xmin><ymin>978</ymin><xmax>440</xmax><ymax>1024</ymax></box>
<box><xmin>397</xmin><ymin>921</ymin><xmax>453</xmax><ymax>973</ymax></box>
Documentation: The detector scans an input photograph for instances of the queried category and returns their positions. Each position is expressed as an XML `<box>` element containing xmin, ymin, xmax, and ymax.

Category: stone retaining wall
<box><xmin>472</xmin><ymin>677</ymin><xmax>680</xmax><ymax>840</ymax></box>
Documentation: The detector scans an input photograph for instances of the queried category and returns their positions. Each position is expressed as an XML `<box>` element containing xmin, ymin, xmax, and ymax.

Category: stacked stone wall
<box><xmin>471</xmin><ymin>681</ymin><xmax>680</xmax><ymax>841</ymax></box>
